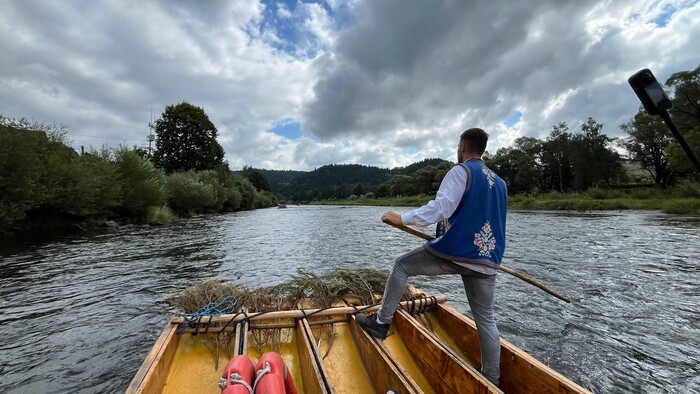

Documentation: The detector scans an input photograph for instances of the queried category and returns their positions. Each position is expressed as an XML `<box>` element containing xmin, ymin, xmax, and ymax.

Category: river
<box><xmin>0</xmin><ymin>206</ymin><xmax>698</xmax><ymax>393</ymax></box>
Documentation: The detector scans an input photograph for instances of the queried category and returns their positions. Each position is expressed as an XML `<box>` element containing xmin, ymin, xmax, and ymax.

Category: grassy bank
<box><xmin>313</xmin><ymin>183</ymin><xmax>700</xmax><ymax>215</ymax></box>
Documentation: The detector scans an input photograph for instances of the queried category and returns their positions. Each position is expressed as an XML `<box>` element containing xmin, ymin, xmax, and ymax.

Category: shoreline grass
<box><xmin>311</xmin><ymin>186</ymin><xmax>700</xmax><ymax>215</ymax></box>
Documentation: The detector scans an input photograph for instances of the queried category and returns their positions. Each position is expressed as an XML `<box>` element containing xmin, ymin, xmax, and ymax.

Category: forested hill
<box><xmin>290</xmin><ymin>164</ymin><xmax>390</xmax><ymax>188</ymax></box>
<box><xmin>252</xmin><ymin>158</ymin><xmax>451</xmax><ymax>202</ymax></box>
<box><xmin>257</xmin><ymin>169</ymin><xmax>306</xmax><ymax>185</ymax></box>
<box><xmin>390</xmin><ymin>158</ymin><xmax>452</xmax><ymax>175</ymax></box>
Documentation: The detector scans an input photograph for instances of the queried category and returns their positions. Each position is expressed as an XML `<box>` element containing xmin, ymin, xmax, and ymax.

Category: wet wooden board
<box><xmin>348</xmin><ymin>316</ymin><xmax>423</xmax><ymax>394</ymax></box>
<box><xmin>126</xmin><ymin>324</ymin><xmax>180</xmax><ymax>393</ymax></box>
<box><xmin>433</xmin><ymin>304</ymin><xmax>591</xmax><ymax>394</ymax></box>
<box><xmin>296</xmin><ymin>318</ymin><xmax>333</xmax><ymax>394</ymax></box>
<box><xmin>393</xmin><ymin>309</ymin><xmax>503</xmax><ymax>394</ymax></box>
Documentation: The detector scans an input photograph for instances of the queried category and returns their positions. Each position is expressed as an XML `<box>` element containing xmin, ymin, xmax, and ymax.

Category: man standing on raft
<box><xmin>357</xmin><ymin>127</ymin><xmax>507</xmax><ymax>386</ymax></box>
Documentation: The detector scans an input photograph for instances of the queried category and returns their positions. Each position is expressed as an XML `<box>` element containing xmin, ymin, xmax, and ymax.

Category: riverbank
<box><xmin>312</xmin><ymin>185</ymin><xmax>700</xmax><ymax>214</ymax></box>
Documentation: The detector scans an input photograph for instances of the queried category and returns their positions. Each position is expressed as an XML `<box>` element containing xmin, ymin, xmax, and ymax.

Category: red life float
<box><xmin>253</xmin><ymin>352</ymin><xmax>299</xmax><ymax>394</ymax></box>
<box><xmin>219</xmin><ymin>355</ymin><xmax>256</xmax><ymax>394</ymax></box>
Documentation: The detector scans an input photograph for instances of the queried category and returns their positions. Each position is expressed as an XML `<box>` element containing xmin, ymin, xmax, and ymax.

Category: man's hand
<box><xmin>381</xmin><ymin>211</ymin><xmax>403</xmax><ymax>226</ymax></box>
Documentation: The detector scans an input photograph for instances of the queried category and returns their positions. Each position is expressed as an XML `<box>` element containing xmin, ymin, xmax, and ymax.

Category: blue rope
<box><xmin>177</xmin><ymin>296</ymin><xmax>238</xmax><ymax>334</ymax></box>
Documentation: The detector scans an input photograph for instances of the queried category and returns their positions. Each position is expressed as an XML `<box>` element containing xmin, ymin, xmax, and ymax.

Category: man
<box><xmin>356</xmin><ymin>127</ymin><xmax>507</xmax><ymax>386</ymax></box>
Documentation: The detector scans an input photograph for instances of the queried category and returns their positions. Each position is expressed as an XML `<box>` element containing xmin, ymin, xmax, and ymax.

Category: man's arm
<box><xmin>382</xmin><ymin>165</ymin><xmax>468</xmax><ymax>227</ymax></box>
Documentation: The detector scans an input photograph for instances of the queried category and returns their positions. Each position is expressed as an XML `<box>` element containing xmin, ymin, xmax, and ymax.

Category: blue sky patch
<box><xmin>503</xmin><ymin>110</ymin><xmax>523</xmax><ymax>127</ymax></box>
<box><xmin>653</xmin><ymin>4</ymin><xmax>677</xmax><ymax>27</ymax></box>
<box><xmin>270</xmin><ymin>120</ymin><xmax>302</xmax><ymax>139</ymax></box>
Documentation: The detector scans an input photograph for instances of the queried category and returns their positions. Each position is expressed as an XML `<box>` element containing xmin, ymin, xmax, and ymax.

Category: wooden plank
<box><xmin>125</xmin><ymin>324</ymin><xmax>180</xmax><ymax>394</ymax></box>
<box><xmin>297</xmin><ymin>318</ymin><xmax>334</xmax><ymax>394</ymax></box>
<box><xmin>393</xmin><ymin>309</ymin><xmax>503</xmax><ymax>394</ymax></box>
<box><xmin>434</xmin><ymin>304</ymin><xmax>592</xmax><ymax>394</ymax></box>
<box><xmin>348</xmin><ymin>316</ymin><xmax>423</xmax><ymax>394</ymax></box>
<box><xmin>170</xmin><ymin>295</ymin><xmax>447</xmax><ymax>325</ymax></box>
<box><xmin>233</xmin><ymin>318</ymin><xmax>248</xmax><ymax>356</ymax></box>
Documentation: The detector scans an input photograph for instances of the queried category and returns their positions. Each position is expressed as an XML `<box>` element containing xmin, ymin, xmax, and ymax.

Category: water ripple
<box><xmin>0</xmin><ymin>207</ymin><xmax>698</xmax><ymax>393</ymax></box>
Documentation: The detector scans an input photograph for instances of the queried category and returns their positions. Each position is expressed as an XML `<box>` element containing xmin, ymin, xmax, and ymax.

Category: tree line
<box><xmin>0</xmin><ymin>104</ymin><xmax>276</xmax><ymax>235</ymax></box>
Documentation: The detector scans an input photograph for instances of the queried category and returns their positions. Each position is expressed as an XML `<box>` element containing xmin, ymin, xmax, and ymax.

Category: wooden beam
<box><xmin>393</xmin><ymin>309</ymin><xmax>503</xmax><ymax>394</ymax></box>
<box><xmin>170</xmin><ymin>296</ymin><xmax>447</xmax><ymax>325</ymax></box>
<box><xmin>433</xmin><ymin>304</ymin><xmax>592</xmax><ymax>394</ymax></box>
<box><xmin>126</xmin><ymin>324</ymin><xmax>181</xmax><ymax>394</ymax></box>
<box><xmin>348</xmin><ymin>316</ymin><xmax>422</xmax><ymax>394</ymax></box>
<box><xmin>297</xmin><ymin>318</ymin><xmax>334</xmax><ymax>394</ymax></box>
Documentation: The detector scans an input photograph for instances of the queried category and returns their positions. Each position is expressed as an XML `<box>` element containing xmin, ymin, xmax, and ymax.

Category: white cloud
<box><xmin>0</xmin><ymin>0</ymin><xmax>698</xmax><ymax>171</ymax></box>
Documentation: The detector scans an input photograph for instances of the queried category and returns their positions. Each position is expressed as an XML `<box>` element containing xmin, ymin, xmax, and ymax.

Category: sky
<box><xmin>1</xmin><ymin>0</ymin><xmax>698</xmax><ymax>171</ymax></box>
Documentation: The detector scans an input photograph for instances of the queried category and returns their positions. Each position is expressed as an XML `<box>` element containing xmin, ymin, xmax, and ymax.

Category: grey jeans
<box><xmin>377</xmin><ymin>246</ymin><xmax>501</xmax><ymax>386</ymax></box>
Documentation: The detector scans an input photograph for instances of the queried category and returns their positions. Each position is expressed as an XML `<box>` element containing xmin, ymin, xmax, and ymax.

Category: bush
<box><xmin>0</xmin><ymin>126</ymin><xmax>48</xmax><ymax>229</ymax></box>
<box><xmin>196</xmin><ymin>170</ymin><xmax>226</xmax><ymax>211</ymax></box>
<box><xmin>166</xmin><ymin>171</ymin><xmax>216</xmax><ymax>215</ymax></box>
<box><xmin>662</xmin><ymin>199</ymin><xmax>700</xmax><ymax>215</ymax></box>
<box><xmin>671</xmin><ymin>180</ymin><xmax>700</xmax><ymax>198</ymax></box>
<box><xmin>147</xmin><ymin>205</ymin><xmax>175</xmax><ymax>225</ymax></box>
<box><xmin>115</xmin><ymin>148</ymin><xmax>166</xmax><ymax>219</ymax></box>
<box><xmin>233</xmin><ymin>175</ymin><xmax>257</xmax><ymax>210</ymax></box>
<box><xmin>254</xmin><ymin>190</ymin><xmax>277</xmax><ymax>208</ymax></box>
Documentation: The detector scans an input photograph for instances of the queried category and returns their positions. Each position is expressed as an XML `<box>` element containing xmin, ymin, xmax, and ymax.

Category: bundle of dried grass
<box><xmin>169</xmin><ymin>278</ymin><xmax>243</xmax><ymax>314</ymax></box>
<box><xmin>168</xmin><ymin>268</ymin><xmax>421</xmax><ymax>362</ymax></box>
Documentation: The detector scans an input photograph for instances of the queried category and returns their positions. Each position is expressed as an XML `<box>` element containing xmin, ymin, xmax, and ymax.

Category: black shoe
<box><xmin>356</xmin><ymin>313</ymin><xmax>390</xmax><ymax>340</ymax></box>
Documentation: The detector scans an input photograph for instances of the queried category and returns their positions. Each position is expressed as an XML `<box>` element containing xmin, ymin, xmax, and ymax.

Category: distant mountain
<box><xmin>238</xmin><ymin>158</ymin><xmax>453</xmax><ymax>201</ymax></box>
<box><xmin>257</xmin><ymin>169</ymin><xmax>306</xmax><ymax>185</ymax></box>
<box><xmin>289</xmin><ymin>164</ymin><xmax>390</xmax><ymax>188</ymax></box>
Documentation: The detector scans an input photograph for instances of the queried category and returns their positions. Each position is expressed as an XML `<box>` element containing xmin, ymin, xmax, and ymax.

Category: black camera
<box><xmin>628</xmin><ymin>68</ymin><xmax>672</xmax><ymax>115</ymax></box>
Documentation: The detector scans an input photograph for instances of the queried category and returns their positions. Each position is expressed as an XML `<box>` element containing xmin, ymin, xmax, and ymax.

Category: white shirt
<box><xmin>400</xmin><ymin>163</ymin><xmax>498</xmax><ymax>275</ymax></box>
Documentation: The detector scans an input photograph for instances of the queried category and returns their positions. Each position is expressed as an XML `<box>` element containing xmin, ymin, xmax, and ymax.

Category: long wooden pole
<box><xmin>387</xmin><ymin>222</ymin><xmax>571</xmax><ymax>303</ymax></box>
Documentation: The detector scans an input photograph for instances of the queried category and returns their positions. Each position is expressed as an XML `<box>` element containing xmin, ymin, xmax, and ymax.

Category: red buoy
<box><xmin>254</xmin><ymin>352</ymin><xmax>298</xmax><ymax>394</ymax></box>
<box><xmin>219</xmin><ymin>355</ymin><xmax>256</xmax><ymax>394</ymax></box>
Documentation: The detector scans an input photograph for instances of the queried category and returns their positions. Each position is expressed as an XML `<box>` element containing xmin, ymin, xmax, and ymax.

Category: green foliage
<box><xmin>666</xmin><ymin>66</ymin><xmax>700</xmax><ymax>133</ymax></box>
<box><xmin>667</xmin><ymin>127</ymin><xmax>700</xmax><ymax>174</ymax></box>
<box><xmin>374</xmin><ymin>183</ymin><xmax>390</xmax><ymax>198</ymax></box>
<box><xmin>662</xmin><ymin>199</ymin><xmax>700</xmax><ymax>215</ymax></box>
<box><xmin>234</xmin><ymin>175</ymin><xmax>258</xmax><ymax>210</ymax></box>
<box><xmin>166</xmin><ymin>171</ymin><xmax>217</xmax><ymax>215</ymax></box>
<box><xmin>152</xmin><ymin>102</ymin><xmax>225</xmax><ymax>173</ymax></box>
<box><xmin>621</xmin><ymin>109</ymin><xmax>673</xmax><ymax>187</ymax></box>
<box><xmin>670</xmin><ymin>180</ymin><xmax>700</xmax><ymax>198</ymax></box>
<box><xmin>241</xmin><ymin>166</ymin><xmax>272</xmax><ymax>192</ymax></box>
<box><xmin>390</xmin><ymin>158</ymin><xmax>451</xmax><ymax>175</ymax></box>
<box><xmin>114</xmin><ymin>148</ymin><xmax>167</xmax><ymax>219</ymax></box>
<box><xmin>147</xmin><ymin>205</ymin><xmax>175</xmax><ymax>225</ymax></box>
<box><xmin>0</xmin><ymin>126</ymin><xmax>49</xmax><ymax>229</ymax></box>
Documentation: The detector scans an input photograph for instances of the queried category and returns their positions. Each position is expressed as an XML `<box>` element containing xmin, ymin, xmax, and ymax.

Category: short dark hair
<box><xmin>460</xmin><ymin>128</ymin><xmax>488</xmax><ymax>155</ymax></box>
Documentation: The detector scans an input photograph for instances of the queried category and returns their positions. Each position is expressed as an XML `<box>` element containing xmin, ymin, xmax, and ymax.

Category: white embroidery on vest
<box><xmin>474</xmin><ymin>221</ymin><xmax>496</xmax><ymax>257</ymax></box>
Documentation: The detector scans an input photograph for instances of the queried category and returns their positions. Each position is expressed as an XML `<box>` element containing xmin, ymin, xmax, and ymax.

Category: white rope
<box><xmin>252</xmin><ymin>361</ymin><xmax>271</xmax><ymax>393</ymax></box>
<box><xmin>218</xmin><ymin>372</ymin><xmax>254</xmax><ymax>394</ymax></box>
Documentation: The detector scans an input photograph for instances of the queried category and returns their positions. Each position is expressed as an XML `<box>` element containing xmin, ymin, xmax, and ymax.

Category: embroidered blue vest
<box><xmin>425</xmin><ymin>160</ymin><xmax>507</xmax><ymax>269</ymax></box>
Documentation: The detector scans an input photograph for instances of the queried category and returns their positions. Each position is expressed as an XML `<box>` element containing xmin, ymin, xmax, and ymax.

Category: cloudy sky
<box><xmin>1</xmin><ymin>1</ymin><xmax>698</xmax><ymax>170</ymax></box>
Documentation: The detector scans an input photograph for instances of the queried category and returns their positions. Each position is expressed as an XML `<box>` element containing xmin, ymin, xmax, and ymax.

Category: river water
<box><xmin>0</xmin><ymin>206</ymin><xmax>698</xmax><ymax>393</ymax></box>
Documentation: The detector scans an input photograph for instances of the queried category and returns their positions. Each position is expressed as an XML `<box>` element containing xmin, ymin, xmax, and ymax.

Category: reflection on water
<box><xmin>0</xmin><ymin>207</ymin><xmax>699</xmax><ymax>393</ymax></box>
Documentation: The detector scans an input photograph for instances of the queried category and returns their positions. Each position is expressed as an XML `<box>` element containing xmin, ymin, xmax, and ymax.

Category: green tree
<box><xmin>374</xmin><ymin>183</ymin><xmax>390</xmax><ymax>198</ymax></box>
<box><xmin>667</xmin><ymin>127</ymin><xmax>700</xmax><ymax>177</ymax></box>
<box><xmin>115</xmin><ymin>148</ymin><xmax>166</xmax><ymax>219</ymax></box>
<box><xmin>666</xmin><ymin>66</ymin><xmax>700</xmax><ymax>133</ymax></box>
<box><xmin>241</xmin><ymin>165</ymin><xmax>272</xmax><ymax>192</ymax></box>
<box><xmin>542</xmin><ymin>122</ymin><xmax>574</xmax><ymax>192</ymax></box>
<box><xmin>153</xmin><ymin>102</ymin><xmax>225</xmax><ymax>173</ymax></box>
<box><xmin>571</xmin><ymin>118</ymin><xmax>622</xmax><ymax>189</ymax></box>
<box><xmin>621</xmin><ymin>109</ymin><xmax>673</xmax><ymax>187</ymax></box>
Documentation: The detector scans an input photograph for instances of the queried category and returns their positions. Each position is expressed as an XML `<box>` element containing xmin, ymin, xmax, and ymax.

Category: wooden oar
<box><xmin>387</xmin><ymin>222</ymin><xmax>571</xmax><ymax>303</ymax></box>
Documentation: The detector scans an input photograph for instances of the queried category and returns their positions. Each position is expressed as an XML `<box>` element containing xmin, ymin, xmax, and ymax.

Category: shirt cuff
<box><xmin>401</xmin><ymin>212</ymin><xmax>414</xmax><ymax>225</ymax></box>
